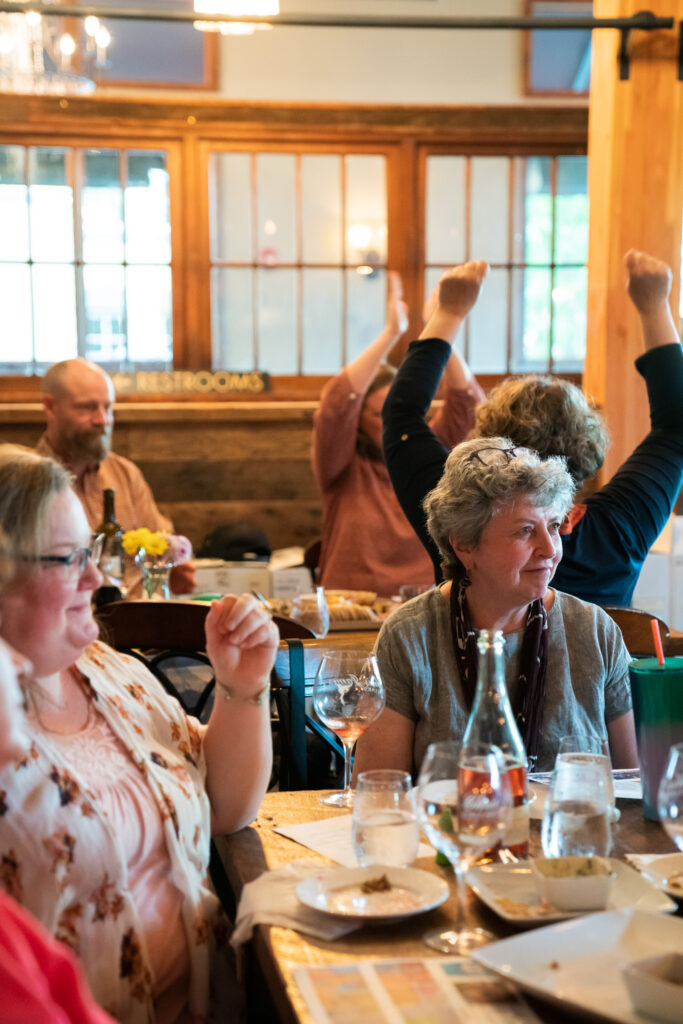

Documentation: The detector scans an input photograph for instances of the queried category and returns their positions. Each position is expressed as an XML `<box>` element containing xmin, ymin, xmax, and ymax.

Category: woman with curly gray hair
<box><xmin>353</xmin><ymin>437</ymin><xmax>638</xmax><ymax>776</ymax></box>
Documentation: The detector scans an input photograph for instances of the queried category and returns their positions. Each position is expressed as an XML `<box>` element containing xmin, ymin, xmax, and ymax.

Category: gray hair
<box><xmin>424</xmin><ymin>436</ymin><xmax>576</xmax><ymax>580</ymax></box>
<box><xmin>0</xmin><ymin>444</ymin><xmax>73</xmax><ymax>558</ymax></box>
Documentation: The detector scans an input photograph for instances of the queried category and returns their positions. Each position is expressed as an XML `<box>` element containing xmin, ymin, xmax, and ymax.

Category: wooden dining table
<box><xmin>214</xmin><ymin>790</ymin><xmax>681</xmax><ymax>1024</ymax></box>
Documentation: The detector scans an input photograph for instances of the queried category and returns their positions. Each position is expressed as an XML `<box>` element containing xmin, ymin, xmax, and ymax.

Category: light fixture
<box><xmin>193</xmin><ymin>0</ymin><xmax>278</xmax><ymax>36</ymax></box>
<box><xmin>0</xmin><ymin>0</ymin><xmax>111</xmax><ymax>94</ymax></box>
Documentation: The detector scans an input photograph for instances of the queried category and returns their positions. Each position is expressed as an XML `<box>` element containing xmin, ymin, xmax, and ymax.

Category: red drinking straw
<box><xmin>651</xmin><ymin>618</ymin><xmax>665</xmax><ymax>666</ymax></box>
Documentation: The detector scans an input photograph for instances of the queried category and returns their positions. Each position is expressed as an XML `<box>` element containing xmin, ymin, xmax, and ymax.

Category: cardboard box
<box><xmin>191</xmin><ymin>559</ymin><xmax>312</xmax><ymax>598</ymax></box>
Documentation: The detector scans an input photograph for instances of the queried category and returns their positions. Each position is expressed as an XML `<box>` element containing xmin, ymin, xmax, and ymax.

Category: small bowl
<box><xmin>531</xmin><ymin>856</ymin><xmax>615</xmax><ymax>911</ymax></box>
<box><xmin>622</xmin><ymin>952</ymin><xmax>683</xmax><ymax>1023</ymax></box>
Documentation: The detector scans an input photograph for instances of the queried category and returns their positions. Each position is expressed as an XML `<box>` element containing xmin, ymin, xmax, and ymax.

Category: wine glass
<box><xmin>312</xmin><ymin>650</ymin><xmax>385</xmax><ymax>808</ymax></box>
<box><xmin>658</xmin><ymin>742</ymin><xmax>683</xmax><ymax>851</ymax></box>
<box><xmin>352</xmin><ymin>769</ymin><xmax>419</xmax><ymax>867</ymax></box>
<box><xmin>541</xmin><ymin>753</ymin><xmax>613</xmax><ymax>857</ymax></box>
<box><xmin>416</xmin><ymin>740</ymin><xmax>513</xmax><ymax>954</ymax></box>
<box><xmin>289</xmin><ymin>587</ymin><xmax>330</xmax><ymax>638</ymax></box>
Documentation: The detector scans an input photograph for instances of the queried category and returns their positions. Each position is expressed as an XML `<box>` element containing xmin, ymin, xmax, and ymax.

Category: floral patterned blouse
<box><xmin>0</xmin><ymin>641</ymin><xmax>228</xmax><ymax>1024</ymax></box>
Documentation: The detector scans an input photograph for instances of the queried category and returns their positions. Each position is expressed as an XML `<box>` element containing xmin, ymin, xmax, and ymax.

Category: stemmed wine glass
<box><xmin>658</xmin><ymin>742</ymin><xmax>683</xmax><ymax>851</ymax></box>
<box><xmin>312</xmin><ymin>650</ymin><xmax>385</xmax><ymax>808</ymax></box>
<box><xmin>417</xmin><ymin>740</ymin><xmax>513</xmax><ymax>954</ymax></box>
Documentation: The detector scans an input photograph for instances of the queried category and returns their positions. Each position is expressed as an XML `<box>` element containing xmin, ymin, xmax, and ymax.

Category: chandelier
<box><xmin>193</xmin><ymin>0</ymin><xmax>279</xmax><ymax>36</ymax></box>
<box><xmin>0</xmin><ymin>0</ymin><xmax>110</xmax><ymax>95</ymax></box>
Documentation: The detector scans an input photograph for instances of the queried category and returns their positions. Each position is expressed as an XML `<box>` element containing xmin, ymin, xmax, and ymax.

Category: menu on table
<box><xmin>294</xmin><ymin>957</ymin><xmax>541</xmax><ymax>1024</ymax></box>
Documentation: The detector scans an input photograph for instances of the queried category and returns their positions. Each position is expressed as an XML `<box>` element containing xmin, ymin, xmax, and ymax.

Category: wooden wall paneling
<box><xmin>162</xmin><ymin>501</ymin><xmax>322</xmax><ymax>552</ymax></box>
<box><xmin>585</xmin><ymin>0</ymin><xmax>683</xmax><ymax>482</ymax></box>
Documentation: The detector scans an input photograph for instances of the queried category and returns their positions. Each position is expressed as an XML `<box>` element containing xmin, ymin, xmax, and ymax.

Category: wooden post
<box><xmin>585</xmin><ymin>0</ymin><xmax>682</xmax><ymax>481</ymax></box>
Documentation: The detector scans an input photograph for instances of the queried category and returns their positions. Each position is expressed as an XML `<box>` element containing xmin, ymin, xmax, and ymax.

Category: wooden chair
<box><xmin>601</xmin><ymin>606</ymin><xmax>672</xmax><ymax>658</ymax></box>
<box><xmin>271</xmin><ymin>633</ymin><xmax>376</xmax><ymax>790</ymax></box>
<box><xmin>95</xmin><ymin>600</ymin><xmax>216</xmax><ymax>718</ymax></box>
<box><xmin>96</xmin><ymin>602</ymin><xmax>314</xmax><ymax>718</ymax></box>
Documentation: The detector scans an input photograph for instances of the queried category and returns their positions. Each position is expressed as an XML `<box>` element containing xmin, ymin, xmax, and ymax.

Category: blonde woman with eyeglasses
<box><xmin>353</xmin><ymin>437</ymin><xmax>638</xmax><ymax>778</ymax></box>
<box><xmin>0</xmin><ymin>444</ymin><xmax>277</xmax><ymax>1024</ymax></box>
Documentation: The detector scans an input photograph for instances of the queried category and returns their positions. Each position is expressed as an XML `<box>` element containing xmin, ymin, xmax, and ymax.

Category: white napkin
<box><xmin>231</xmin><ymin>859</ymin><xmax>360</xmax><ymax>946</ymax></box>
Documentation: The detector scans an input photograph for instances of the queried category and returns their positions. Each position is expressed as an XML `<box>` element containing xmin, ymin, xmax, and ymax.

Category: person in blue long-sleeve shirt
<box><xmin>383</xmin><ymin>251</ymin><xmax>683</xmax><ymax>608</ymax></box>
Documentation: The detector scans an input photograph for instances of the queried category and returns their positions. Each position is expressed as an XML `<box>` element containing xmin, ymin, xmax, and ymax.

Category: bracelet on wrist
<box><xmin>216</xmin><ymin>680</ymin><xmax>270</xmax><ymax>706</ymax></box>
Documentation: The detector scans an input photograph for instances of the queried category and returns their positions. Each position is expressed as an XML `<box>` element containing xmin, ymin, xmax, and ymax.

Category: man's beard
<box><xmin>60</xmin><ymin>426</ymin><xmax>112</xmax><ymax>464</ymax></box>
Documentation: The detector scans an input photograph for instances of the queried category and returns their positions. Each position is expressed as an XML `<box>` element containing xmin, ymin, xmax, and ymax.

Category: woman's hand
<box><xmin>419</xmin><ymin>260</ymin><xmax>488</xmax><ymax>345</ymax></box>
<box><xmin>205</xmin><ymin>593</ymin><xmax>278</xmax><ymax>699</ymax></box>
<box><xmin>625</xmin><ymin>249</ymin><xmax>672</xmax><ymax>314</ymax></box>
<box><xmin>386</xmin><ymin>270</ymin><xmax>409</xmax><ymax>339</ymax></box>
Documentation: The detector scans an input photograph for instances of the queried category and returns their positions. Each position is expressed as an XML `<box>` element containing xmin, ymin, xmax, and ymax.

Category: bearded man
<box><xmin>36</xmin><ymin>359</ymin><xmax>195</xmax><ymax>593</ymax></box>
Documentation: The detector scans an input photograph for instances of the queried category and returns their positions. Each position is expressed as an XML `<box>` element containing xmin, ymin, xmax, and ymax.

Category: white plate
<box><xmin>296</xmin><ymin>865</ymin><xmax>449</xmax><ymax>922</ymax></box>
<box><xmin>638</xmin><ymin>853</ymin><xmax>683</xmax><ymax>900</ymax></box>
<box><xmin>466</xmin><ymin>859</ymin><xmax>676</xmax><ymax>925</ymax></box>
<box><xmin>472</xmin><ymin>908</ymin><xmax>683</xmax><ymax>1024</ymax></box>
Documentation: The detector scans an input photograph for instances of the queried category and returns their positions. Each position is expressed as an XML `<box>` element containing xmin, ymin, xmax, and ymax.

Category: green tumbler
<box><xmin>629</xmin><ymin>657</ymin><xmax>683</xmax><ymax>820</ymax></box>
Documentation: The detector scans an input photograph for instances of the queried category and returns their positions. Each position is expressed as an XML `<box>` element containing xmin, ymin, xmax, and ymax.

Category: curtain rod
<box><xmin>0</xmin><ymin>4</ymin><xmax>674</xmax><ymax>32</ymax></box>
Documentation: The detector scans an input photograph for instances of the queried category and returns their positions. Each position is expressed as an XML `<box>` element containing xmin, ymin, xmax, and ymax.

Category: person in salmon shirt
<box><xmin>311</xmin><ymin>271</ymin><xmax>484</xmax><ymax>597</ymax></box>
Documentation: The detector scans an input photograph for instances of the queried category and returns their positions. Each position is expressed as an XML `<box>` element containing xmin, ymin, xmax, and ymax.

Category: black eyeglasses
<box><xmin>21</xmin><ymin>535</ymin><xmax>104</xmax><ymax>577</ymax></box>
<box><xmin>466</xmin><ymin>445</ymin><xmax>528</xmax><ymax>467</ymax></box>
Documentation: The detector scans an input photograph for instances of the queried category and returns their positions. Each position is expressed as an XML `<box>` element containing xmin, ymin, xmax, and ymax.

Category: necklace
<box><xmin>30</xmin><ymin>668</ymin><xmax>94</xmax><ymax>737</ymax></box>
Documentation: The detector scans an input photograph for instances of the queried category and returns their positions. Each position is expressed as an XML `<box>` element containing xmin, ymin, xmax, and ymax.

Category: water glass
<box><xmin>352</xmin><ymin>770</ymin><xmax>419</xmax><ymax>868</ymax></box>
<box><xmin>658</xmin><ymin>742</ymin><xmax>683</xmax><ymax>852</ymax></box>
<box><xmin>541</xmin><ymin>754</ymin><xmax>613</xmax><ymax>857</ymax></box>
<box><xmin>289</xmin><ymin>587</ymin><xmax>330</xmax><ymax>638</ymax></box>
<box><xmin>557</xmin><ymin>734</ymin><xmax>618</xmax><ymax>821</ymax></box>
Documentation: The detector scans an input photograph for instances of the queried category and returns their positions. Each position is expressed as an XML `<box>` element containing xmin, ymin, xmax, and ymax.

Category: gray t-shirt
<box><xmin>375</xmin><ymin>587</ymin><xmax>632</xmax><ymax>774</ymax></box>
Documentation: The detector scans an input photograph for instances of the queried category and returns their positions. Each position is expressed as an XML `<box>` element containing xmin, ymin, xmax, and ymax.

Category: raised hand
<box><xmin>205</xmin><ymin>593</ymin><xmax>278</xmax><ymax>700</ymax></box>
<box><xmin>386</xmin><ymin>270</ymin><xmax>409</xmax><ymax>338</ymax></box>
<box><xmin>625</xmin><ymin>249</ymin><xmax>673</xmax><ymax>314</ymax></box>
<box><xmin>437</xmin><ymin>260</ymin><xmax>488</xmax><ymax>318</ymax></box>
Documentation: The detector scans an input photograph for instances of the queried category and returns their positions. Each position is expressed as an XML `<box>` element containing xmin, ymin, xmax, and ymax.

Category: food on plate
<box><xmin>325</xmin><ymin>590</ymin><xmax>377</xmax><ymax>606</ymax></box>
<box><xmin>360</xmin><ymin>874</ymin><xmax>392</xmax><ymax>894</ymax></box>
<box><xmin>494</xmin><ymin>896</ymin><xmax>556</xmax><ymax>918</ymax></box>
<box><xmin>531</xmin><ymin>856</ymin><xmax>615</xmax><ymax>911</ymax></box>
<box><xmin>328</xmin><ymin>602</ymin><xmax>378</xmax><ymax>622</ymax></box>
<box><xmin>534</xmin><ymin>856</ymin><xmax>612</xmax><ymax>879</ymax></box>
<box><xmin>666</xmin><ymin>871</ymin><xmax>683</xmax><ymax>893</ymax></box>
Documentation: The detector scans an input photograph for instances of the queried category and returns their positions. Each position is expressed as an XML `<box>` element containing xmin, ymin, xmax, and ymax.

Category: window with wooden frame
<box><xmin>206</xmin><ymin>147</ymin><xmax>389</xmax><ymax>376</ymax></box>
<box><xmin>424</xmin><ymin>152</ymin><xmax>588</xmax><ymax>375</ymax></box>
<box><xmin>0</xmin><ymin>100</ymin><xmax>589</xmax><ymax>398</ymax></box>
<box><xmin>0</xmin><ymin>141</ymin><xmax>182</xmax><ymax>375</ymax></box>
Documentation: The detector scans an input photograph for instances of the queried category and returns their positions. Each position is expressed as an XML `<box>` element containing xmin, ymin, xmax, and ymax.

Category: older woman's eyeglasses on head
<box><xmin>20</xmin><ymin>534</ymin><xmax>104</xmax><ymax>580</ymax></box>
<box><xmin>466</xmin><ymin>445</ymin><xmax>526</xmax><ymax>467</ymax></box>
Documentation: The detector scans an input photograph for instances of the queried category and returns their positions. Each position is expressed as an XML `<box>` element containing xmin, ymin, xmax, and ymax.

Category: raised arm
<box><xmin>625</xmin><ymin>248</ymin><xmax>680</xmax><ymax>352</ymax></box>
<box><xmin>382</xmin><ymin>262</ymin><xmax>488</xmax><ymax>579</ymax></box>
<box><xmin>561</xmin><ymin>251</ymin><xmax>683</xmax><ymax>606</ymax></box>
<box><xmin>202</xmin><ymin>594</ymin><xmax>278</xmax><ymax>835</ymax></box>
<box><xmin>311</xmin><ymin>272</ymin><xmax>408</xmax><ymax>489</ymax></box>
<box><xmin>346</xmin><ymin>270</ymin><xmax>408</xmax><ymax>393</ymax></box>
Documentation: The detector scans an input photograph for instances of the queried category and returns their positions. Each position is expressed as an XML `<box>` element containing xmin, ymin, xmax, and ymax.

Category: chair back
<box><xmin>601</xmin><ymin>606</ymin><xmax>671</xmax><ymax>658</ymax></box>
<box><xmin>95</xmin><ymin>600</ymin><xmax>215</xmax><ymax>718</ymax></box>
<box><xmin>271</xmin><ymin>632</ymin><xmax>377</xmax><ymax>790</ymax></box>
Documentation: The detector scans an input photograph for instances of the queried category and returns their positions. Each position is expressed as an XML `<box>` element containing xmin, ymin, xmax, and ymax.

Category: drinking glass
<box><xmin>541</xmin><ymin>754</ymin><xmax>613</xmax><ymax>857</ymax></box>
<box><xmin>312</xmin><ymin>650</ymin><xmax>385</xmax><ymax>808</ymax></box>
<box><xmin>289</xmin><ymin>587</ymin><xmax>330</xmax><ymax>638</ymax></box>
<box><xmin>658</xmin><ymin>742</ymin><xmax>683</xmax><ymax>851</ymax></box>
<box><xmin>416</xmin><ymin>740</ymin><xmax>513</xmax><ymax>954</ymax></box>
<box><xmin>352</xmin><ymin>769</ymin><xmax>419</xmax><ymax>867</ymax></box>
<box><xmin>557</xmin><ymin>734</ymin><xmax>618</xmax><ymax>822</ymax></box>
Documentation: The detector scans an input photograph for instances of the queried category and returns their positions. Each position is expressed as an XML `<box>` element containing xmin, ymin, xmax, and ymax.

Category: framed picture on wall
<box><xmin>79</xmin><ymin>0</ymin><xmax>218</xmax><ymax>90</ymax></box>
<box><xmin>524</xmin><ymin>0</ymin><xmax>592</xmax><ymax>96</ymax></box>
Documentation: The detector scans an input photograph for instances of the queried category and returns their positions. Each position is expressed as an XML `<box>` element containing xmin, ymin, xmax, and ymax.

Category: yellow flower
<box><xmin>122</xmin><ymin>529</ymin><xmax>169</xmax><ymax>557</ymax></box>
